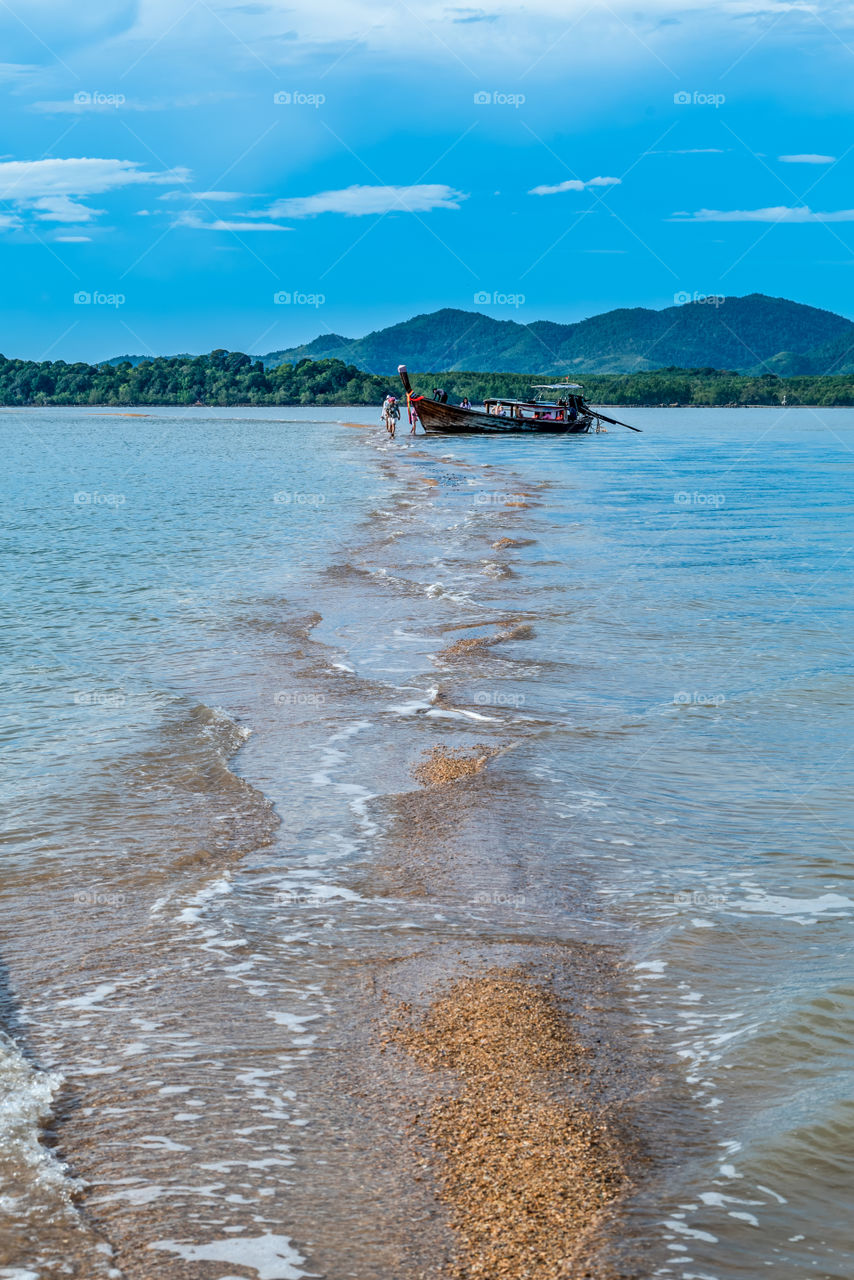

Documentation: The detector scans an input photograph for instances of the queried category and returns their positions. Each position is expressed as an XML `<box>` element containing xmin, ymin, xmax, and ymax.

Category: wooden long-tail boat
<box><xmin>398</xmin><ymin>365</ymin><xmax>640</xmax><ymax>435</ymax></box>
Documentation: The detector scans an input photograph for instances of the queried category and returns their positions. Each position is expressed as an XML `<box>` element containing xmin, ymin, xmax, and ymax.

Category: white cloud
<box><xmin>55</xmin><ymin>235</ymin><xmax>92</xmax><ymax>242</ymax></box>
<box><xmin>0</xmin><ymin>157</ymin><xmax>191</xmax><ymax>230</ymax></box>
<box><xmin>159</xmin><ymin>190</ymin><xmax>245</xmax><ymax>202</ymax></box>
<box><xmin>0</xmin><ymin>157</ymin><xmax>189</xmax><ymax>200</ymax></box>
<box><xmin>129</xmin><ymin>0</ymin><xmax>800</xmax><ymax>65</ymax></box>
<box><xmin>175</xmin><ymin>212</ymin><xmax>289</xmax><ymax>232</ymax></box>
<box><xmin>266</xmin><ymin>184</ymin><xmax>467</xmax><ymax>217</ymax></box>
<box><xmin>32</xmin><ymin>195</ymin><xmax>100</xmax><ymax>222</ymax></box>
<box><xmin>0</xmin><ymin>62</ymin><xmax>40</xmax><ymax>82</ymax></box>
<box><xmin>529</xmin><ymin>176</ymin><xmax>621</xmax><ymax>195</ymax></box>
<box><xmin>778</xmin><ymin>153</ymin><xmax>836</xmax><ymax>164</ymax></box>
<box><xmin>671</xmin><ymin>205</ymin><xmax>854</xmax><ymax>222</ymax></box>
<box><xmin>31</xmin><ymin>92</ymin><xmax>235</xmax><ymax>115</ymax></box>
<box><xmin>0</xmin><ymin>0</ymin><xmax>136</xmax><ymax>46</ymax></box>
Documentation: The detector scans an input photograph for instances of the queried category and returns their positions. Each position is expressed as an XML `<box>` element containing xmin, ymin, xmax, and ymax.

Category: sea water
<box><xmin>1</xmin><ymin>404</ymin><xmax>852</xmax><ymax>1279</ymax></box>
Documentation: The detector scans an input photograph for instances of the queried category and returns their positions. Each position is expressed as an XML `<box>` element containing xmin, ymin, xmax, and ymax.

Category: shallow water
<box><xmin>2</xmin><ymin>404</ymin><xmax>853</xmax><ymax>1279</ymax></box>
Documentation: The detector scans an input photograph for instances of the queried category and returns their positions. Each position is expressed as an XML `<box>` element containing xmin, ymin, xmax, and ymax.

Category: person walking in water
<box><xmin>381</xmin><ymin>394</ymin><xmax>400</xmax><ymax>438</ymax></box>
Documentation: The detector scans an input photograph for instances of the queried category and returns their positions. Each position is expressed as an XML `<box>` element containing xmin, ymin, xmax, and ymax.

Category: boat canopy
<box><xmin>483</xmin><ymin>384</ymin><xmax>584</xmax><ymax>407</ymax></box>
<box><xmin>483</xmin><ymin>397</ymin><xmax>545</xmax><ymax>407</ymax></box>
<box><xmin>531</xmin><ymin>383</ymin><xmax>583</xmax><ymax>391</ymax></box>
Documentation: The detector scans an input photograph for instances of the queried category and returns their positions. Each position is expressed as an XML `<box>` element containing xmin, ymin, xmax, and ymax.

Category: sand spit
<box><xmin>413</xmin><ymin>746</ymin><xmax>495</xmax><ymax>787</ymax></box>
<box><xmin>438</xmin><ymin>623</ymin><xmax>534</xmax><ymax>661</ymax></box>
<box><xmin>389</xmin><ymin>970</ymin><xmax>631</xmax><ymax>1280</ymax></box>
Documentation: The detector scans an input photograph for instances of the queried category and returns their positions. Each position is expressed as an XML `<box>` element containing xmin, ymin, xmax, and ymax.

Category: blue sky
<box><xmin>1</xmin><ymin>0</ymin><xmax>853</xmax><ymax>361</ymax></box>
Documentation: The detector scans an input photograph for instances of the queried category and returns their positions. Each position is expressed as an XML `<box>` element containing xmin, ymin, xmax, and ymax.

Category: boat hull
<box><xmin>412</xmin><ymin>398</ymin><xmax>591</xmax><ymax>434</ymax></box>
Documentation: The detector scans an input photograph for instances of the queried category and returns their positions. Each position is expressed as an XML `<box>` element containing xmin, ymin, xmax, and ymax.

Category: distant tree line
<box><xmin>419</xmin><ymin>368</ymin><xmax>854</xmax><ymax>407</ymax></box>
<box><xmin>0</xmin><ymin>350</ymin><xmax>853</xmax><ymax>407</ymax></box>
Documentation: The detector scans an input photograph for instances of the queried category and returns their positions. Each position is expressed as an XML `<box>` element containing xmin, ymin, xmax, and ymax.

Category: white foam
<box><xmin>426</xmin><ymin>707</ymin><xmax>499</xmax><ymax>722</ymax></box>
<box><xmin>734</xmin><ymin>892</ymin><xmax>852</xmax><ymax>919</ymax></box>
<box><xmin>58</xmin><ymin>982</ymin><xmax>118</xmax><ymax>1010</ymax></box>
<box><xmin>177</xmin><ymin>875</ymin><xmax>233</xmax><ymax>925</ymax></box>
<box><xmin>755</xmin><ymin>1183</ymin><xmax>787</xmax><ymax>1204</ymax></box>
<box><xmin>137</xmin><ymin>1135</ymin><xmax>190</xmax><ymax>1152</ymax></box>
<box><xmin>386</xmin><ymin>697</ymin><xmax>432</xmax><ymax>716</ymax></box>
<box><xmin>662</xmin><ymin>1220</ymin><xmax>718</xmax><ymax>1244</ymax></box>
<box><xmin>95</xmin><ymin>1182</ymin><xmax>223</xmax><ymax>1206</ymax></box>
<box><xmin>699</xmin><ymin>1192</ymin><xmax>762</xmax><ymax>1208</ymax></box>
<box><xmin>266</xmin><ymin>1011</ymin><xmax>321</xmax><ymax>1036</ymax></box>
<box><xmin>149</xmin><ymin>1232</ymin><xmax>308</xmax><ymax>1279</ymax></box>
<box><xmin>0</xmin><ymin>1034</ymin><xmax>64</xmax><ymax>1172</ymax></box>
<box><xmin>0</xmin><ymin>1030</ymin><xmax>73</xmax><ymax>1201</ymax></box>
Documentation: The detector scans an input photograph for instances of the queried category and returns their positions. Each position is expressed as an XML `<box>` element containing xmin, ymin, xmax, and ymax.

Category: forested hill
<box><xmin>1</xmin><ymin>350</ymin><xmax>854</xmax><ymax>406</ymax></box>
<box><xmin>259</xmin><ymin>294</ymin><xmax>854</xmax><ymax>376</ymax></box>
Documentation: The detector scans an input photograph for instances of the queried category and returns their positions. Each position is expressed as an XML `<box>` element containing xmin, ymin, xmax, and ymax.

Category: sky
<box><xmin>1</xmin><ymin>0</ymin><xmax>853</xmax><ymax>361</ymax></box>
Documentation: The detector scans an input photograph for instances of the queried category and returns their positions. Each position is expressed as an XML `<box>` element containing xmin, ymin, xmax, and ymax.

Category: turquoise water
<box><xmin>1</xmin><ymin>404</ymin><xmax>853</xmax><ymax>1279</ymax></box>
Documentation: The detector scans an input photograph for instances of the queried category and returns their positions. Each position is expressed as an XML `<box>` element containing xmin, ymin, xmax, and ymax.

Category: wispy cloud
<box><xmin>671</xmin><ymin>205</ymin><xmax>854</xmax><ymax>222</ymax></box>
<box><xmin>0</xmin><ymin>62</ymin><xmax>40</xmax><ymax>83</ymax></box>
<box><xmin>266</xmin><ymin>184</ymin><xmax>467</xmax><ymax>217</ymax></box>
<box><xmin>447</xmin><ymin>7</ymin><xmax>500</xmax><ymax>22</ymax></box>
<box><xmin>31</xmin><ymin>93</ymin><xmax>235</xmax><ymax>115</ymax></box>
<box><xmin>0</xmin><ymin>157</ymin><xmax>191</xmax><ymax>231</ymax></box>
<box><xmin>778</xmin><ymin>153</ymin><xmax>836</xmax><ymax>164</ymax></box>
<box><xmin>159</xmin><ymin>190</ymin><xmax>246</xmax><ymax>202</ymax></box>
<box><xmin>529</xmin><ymin>176</ymin><xmax>620</xmax><ymax>196</ymax></box>
<box><xmin>0</xmin><ymin>157</ymin><xmax>190</xmax><ymax>200</ymax></box>
<box><xmin>650</xmin><ymin>148</ymin><xmax>726</xmax><ymax>155</ymax></box>
<box><xmin>175</xmin><ymin>212</ymin><xmax>289</xmax><ymax>232</ymax></box>
<box><xmin>32</xmin><ymin>195</ymin><xmax>100</xmax><ymax>222</ymax></box>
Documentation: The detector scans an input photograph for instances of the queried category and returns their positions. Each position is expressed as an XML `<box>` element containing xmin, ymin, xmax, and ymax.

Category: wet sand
<box><xmin>389</xmin><ymin>969</ymin><xmax>634</xmax><ymax>1280</ymax></box>
<box><xmin>412</xmin><ymin>745</ymin><xmax>496</xmax><ymax>786</ymax></box>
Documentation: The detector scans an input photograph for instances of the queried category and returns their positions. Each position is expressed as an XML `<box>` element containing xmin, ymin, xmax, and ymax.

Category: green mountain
<box><xmin>760</xmin><ymin>329</ymin><xmax>854</xmax><ymax>376</ymax></box>
<box><xmin>100</xmin><ymin>353</ymin><xmax>192</xmax><ymax>368</ymax></box>
<box><xmin>259</xmin><ymin>295</ymin><xmax>854</xmax><ymax>375</ymax></box>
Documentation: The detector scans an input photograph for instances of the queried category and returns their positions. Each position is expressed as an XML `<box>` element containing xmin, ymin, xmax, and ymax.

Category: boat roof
<box><xmin>483</xmin><ymin>397</ymin><xmax>571</xmax><ymax>406</ymax></box>
<box><xmin>531</xmin><ymin>383</ymin><xmax>583</xmax><ymax>390</ymax></box>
